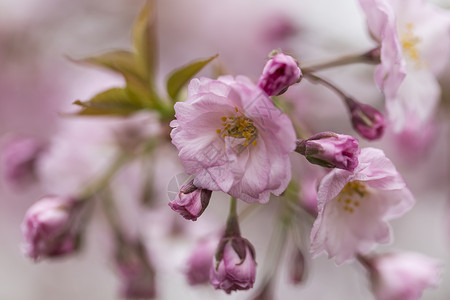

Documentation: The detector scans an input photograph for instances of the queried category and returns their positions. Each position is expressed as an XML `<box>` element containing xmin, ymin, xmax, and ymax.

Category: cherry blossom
<box><xmin>170</xmin><ymin>76</ymin><xmax>296</xmax><ymax>203</ymax></box>
<box><xmin>310</xmin><ymin>147</ymin><xmax>415</xmax><ymax>264</ymax></box>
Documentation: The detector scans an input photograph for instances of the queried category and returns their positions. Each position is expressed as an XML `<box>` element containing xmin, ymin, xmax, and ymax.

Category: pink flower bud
<box><xmin>347</xmin><ymin>98</ymin><xmax>385</xmax><ymax>140</ymax></box>
<box><xmin>168</xmin><ymin>179</ymin><xmax>212</xmax><ymax>221</ymax></box>
<box><xmin>185</xmin><ymin>235</ymin><xmax>219</xmax><ymax>285</ymax></box>
<box><xmin>115</xmin><ymin>240</ymin><xmax>156</xmax><ymax>299</ymax></box>
<box><xmin>257</xmin><ymin>52</ymin><xmax>302</xmax><ymax>96</ymax></box>
<box><xmin>210</xmin><ymin>237</ymin><xmax>256</xmax><ymax>294</ymax></box>
<box><xmin>296</xmin><ymin>132</ymin><xmax>360</xmax><ymax>171</ymax></box>
<box><xmin>289</xmin><ymin>249</ymin><xmax>306</xmax><ymax>285</ymax></box>
<box><xmin>366</xmin><ymin>252</ymin><xmax>442</xmax><ymax>300</ymax></box>
<box><xmin>1</xmin><ymin>135</ymin><xmax>44</xmax><ymax>189</ymax></box>
<box><xmin>21</xmin><ymin>195</ymin><xmax>82</xmax><ymax>260</ymax></box>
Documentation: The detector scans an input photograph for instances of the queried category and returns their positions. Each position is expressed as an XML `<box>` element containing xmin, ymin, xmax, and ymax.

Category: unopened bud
<box><xmin>289</xmin><ymin>249</ymin><xmax>307</xmax><ymax>285</ymax></box>
<box><xmin>257</xmin><ymin>52</ymin><xmax>302</xmax><ymax>96</ymax></box>
<box><xmin>185</xmin><ymin>235</ymin><xmax>219</xmax><ymax>285</ymax></box>
<box><xmin>21</xmin><ymin>195</ymin><xmax>83</xmax><ymax>260</ymax></box>
<box><xmin>346</xmin><ymin>98</ymin><xmax>385</xmax><ymax>140</ymax></box>
<box><xmin>296</xmin><ymin>132</ymin><xmax>360</xmax><ymax>171</ymax></box>
<box><xmin>168</xmin><ymin>179</ymin><xmax>212</xmax><ymax>221</ymax></box>
<box><xmin>115</xmin><ymin>240</ymin><xmax>156</xmax><ymax>299</ymax></box>
<box><xmin>1</xmin><ymin>135</ymin><xmax>44</xmax><ymax>189</ymax></box>
<box><xmin>210</xmin><ymin>236</ymin><xmax>257</xmax><ymax>294</ymax></box>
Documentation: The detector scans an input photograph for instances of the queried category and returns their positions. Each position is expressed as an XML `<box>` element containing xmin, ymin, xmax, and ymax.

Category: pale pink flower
<box><xmin>296</xmin><ymin>132</ymin><xmax>360</xmax><ymax>171</ymax></box>
<box><xmin>210</xmin><ymin>237</ymin><xmax>256</xmax><ymax>294</ymax></box>
<box><xmin>368</xmin><ymin>252</ymin><xmax>442</xmax><ymax>300</ymax></box>
<box><xmin>170</xmin><ymin>76</ymin><xmax>296</xmax><ymax>203</ymax></box>
<box><xmin>310</xmin><ymin>147</ymin><xmax>415</xmax><ymax>264</ymax></box>
<box><xmin>359</xmin><ymin>0</ymin><xmax>450</xmax><ymax>133</ymax></box>
<box><xmin>257</xmin><ymin>52</ymin><xmax>302</xmax><ymax>96</ymax></box>
<box><xmin>21</xmin><ymin>195</ymin><xmax>83</xmax><ymax>260</ymax></box>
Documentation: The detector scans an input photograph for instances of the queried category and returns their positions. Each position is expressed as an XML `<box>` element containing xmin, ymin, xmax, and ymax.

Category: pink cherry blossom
<box><xmin>310</xmin><ymin>147</ymin><xmax>415</xmax><ymax>264</ymax></box>
<box><xmin>359</xmin><ymin>0</ymin><xmax>450</xmax><ymax>133</ymax></box>
<box><xmin>170</xmin><ymin>76</ymin><xmax>296</xmax><ymax>203</ymax></box>
<box><xmin>369</xmin><ymin>252</ymin><xmax>442</xmax><ymax>300</ymax></box>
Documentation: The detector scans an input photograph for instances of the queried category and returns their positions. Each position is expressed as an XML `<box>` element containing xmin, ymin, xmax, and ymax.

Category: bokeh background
<box><xmin>1</xmin><ymin>0</ymin><xmax>450</xmax><ymax>299</ymax></box>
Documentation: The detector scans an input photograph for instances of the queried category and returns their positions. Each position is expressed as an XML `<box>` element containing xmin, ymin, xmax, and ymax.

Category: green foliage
<box><xmin>73</xmin><ymin>88</ymin><xmax>143</xmax><ymax>115</ymax></box>
<box><xmin>133</xmin><ymin>0</ymin><xmax>157</xmax><ymax>85</ymax></box>
<box><xmin>166</xmin><ymin>54</ymin><xmax>218</xmax><ymax>101</ymax></box>
<box><xmin>71</xmin><ymin>1</ymin><xmax>158</xmax><ymax>116</ymax></box>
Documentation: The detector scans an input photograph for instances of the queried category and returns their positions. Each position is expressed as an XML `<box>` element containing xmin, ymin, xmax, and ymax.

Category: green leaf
<box><xmin>133</xmin><ymin>0</ymin><xmax>157</xmax><ymax>84</ymax></box>
<box><xmin>75</xmin><ymin>50</ymin><xmax>144</xmax><ymax>80</ymax></box>
<box><xmin>166</xmin><ymin>54</ymin><xmax>218</xmax><ymax>101</ymax></box>
<box><xmin>73</xmin><ymin>88</ymin><xmax>143</xmax><ymax>115</ymax></box>
<box><xmin>72</xmin><ymin>51</ymin><xmax>157</xmax><ymax>108</ymax></box>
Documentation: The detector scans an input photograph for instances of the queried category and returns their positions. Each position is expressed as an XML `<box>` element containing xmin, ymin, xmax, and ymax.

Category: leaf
<box><xmin>72</xmin><ymin>51</ymin><xmax>156</xmax><ymax>108</ymax></box>
<box><xmin>73</xmin><ymin>88</ymin><xmax>143</xmax><ymax>115</ymax></box>
<box><xmin>166</xmin><ymin>54</ymin><xmax>218</xmax><ymax>100</ymax></box>
<box><xmin>75</xmin><ymin>50</ymin><xmax>144</xmax><ymax>80</ymax></box>
<box><xmin>133</xmin><ymin>0</ymin><xmax>157</xmax><ymax>84</ymax></box>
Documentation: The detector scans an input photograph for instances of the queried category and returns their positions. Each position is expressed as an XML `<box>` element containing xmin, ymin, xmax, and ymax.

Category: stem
<box><xmin>303</xmin><ymin>72</ymin><xmax>349</xmax><ymax>101</ymax></box>
<box><xmin>101</xmin><ymin>190</ymin><xmax>125</xmax><ymax>244</ymax></box>
<box><xmin>79</xmin><ymin>152</ymin><xmax>130</xmax><ymax>201</ymax></box>
<box><xmin>224</xmin><ymin>197</ymin><xmax>240</xmax><ymax>237</ymax></box>
<box><xmin>259</xmin><ymin>212</ymin><xmax>289</xmax><ymax>289</ymax></box>
<box><xmin>302</xmin><ymin>47</ymin><xmax>380</xmax><ymax>74</ymax></box>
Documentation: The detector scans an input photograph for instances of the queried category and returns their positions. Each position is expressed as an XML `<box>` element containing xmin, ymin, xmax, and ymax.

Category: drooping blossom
<box><xmin>115</xmin><ymin>240</ymin><xmax>157</xmax><ymax>299</ymax></box>
<box><xmin>346</xmin><ymin>98</ymin><xmax>386</xmax><ymax>140</ymax></box>
<box><xmin>359</xmin><ymin>0</ymin><xmax>450</xmax><ymax>133</ymax></box>
<box><xmin>257</xmin><ymin>52</ymin><xmax>302</xmax><ymax>96</ymax></box>
<box><xmin>170</xmin><ymin>76</ymin><xmax>296</xmax><ymax>203</ymax></box>
<box><xmin>185</xmin><ymin>235</ymin><xmax>219</xmax><ymax>285</ymax></box>
<box><xmin>168</xmin><ymin>179</ymin><xmax>212</xmax><ymax>221</ymax></box>
<box><xmin>210</xmin><ymin>236</ymin><xmax>256</xmax><ymax>293</ymax></box>
<box><xmin>310</xmin><ymin>147</ymin><xmax>415</xmax><ymax>264</ymax></box>
<box><xmin>21</xmin><ymin>195</ymin><xmax>84</xmax><ymax>260</ymax></box>
<box><xmin>295</xmin><ymin>132</ymin><xmax>360</xmax><ymax>171</ymax></box>
<box><xmin>0</xmin><ymin>135</ymin><xmax>45</xmax><ymax>189</ymax></box>
<box><xmin>366</xmin><ymin>252</ymin><xmax>442</xmax><ymax>300</ymax></box>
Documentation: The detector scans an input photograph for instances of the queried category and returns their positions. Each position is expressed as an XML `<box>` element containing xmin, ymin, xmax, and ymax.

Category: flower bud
<box><xmin>296</xmin><ymin>132</ymin><xmax>360</xmax><ymax>171</ymax></box>
<box><xmin>257</xmin><ymin>52</ymin><xmax>302</xmax><ymax>96</ymax></box>
<box><xmin>210</xmin><ymin>237</ymin><xmax>256</xmax><ymax>294</ymax></box>
<box><xmin>21</xmin><ymin>195</ymin><xmax>82</xmax><ymax>260</ymax></box>
<box><xmin>115</xmin><ymin>240</ymin><xmax>157</xmax><ymax>299</ymax></box>
<box><xmin>346</xmin><ymin>98</ymin><xmax>385</xmax><ymax>140</ymax></box>
<box><xmin>364</xmin><ymin>252</ymin><xmax>441</xmax><ymax>300</ymax></box>
<box><xmin>168</xmin><ymin>179</ymin><xmax>212</xmax><ymax>221</ymax></box>
<box><xmin>185</xmin><ymin>235</ymin><xmax>219</xmax><ymax>285</ymax></box>
<box><xmin>289</xmin><ymin>249</ymin><xmax>306</xmax><ymax>285</ymax></box>
<box><xmin>1</xmin><ymin>135</ymin><xmax>44</xmax><ymax>189</ymax></box>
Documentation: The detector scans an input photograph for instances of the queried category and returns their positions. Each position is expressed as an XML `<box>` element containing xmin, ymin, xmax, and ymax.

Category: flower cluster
<box><xmin>3</xmin><ymin>1</ymin><xmax>448</xmax><ymax>299</ymax></box>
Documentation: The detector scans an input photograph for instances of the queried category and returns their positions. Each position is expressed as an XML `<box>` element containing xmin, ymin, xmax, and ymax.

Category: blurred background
<box><xmin>1</xmin><ymin>0</ymin><xmax>450</xmax><ymax>299</ymax></box>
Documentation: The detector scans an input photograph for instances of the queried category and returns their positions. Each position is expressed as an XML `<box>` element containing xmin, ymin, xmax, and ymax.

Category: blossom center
<box><xmin>400</xmin><ymin>23</ymin><xmax>422</xmax><ymax>68</ymax></box>
<box><xmin>336</xmin><ymin>181</ymin><xmax>368</xmax><ymax>213</ymax></box>
<box><xmin>216</xmin><ymin>107</ymin><xmax>258</xmax><ymax>148</ymax></box>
